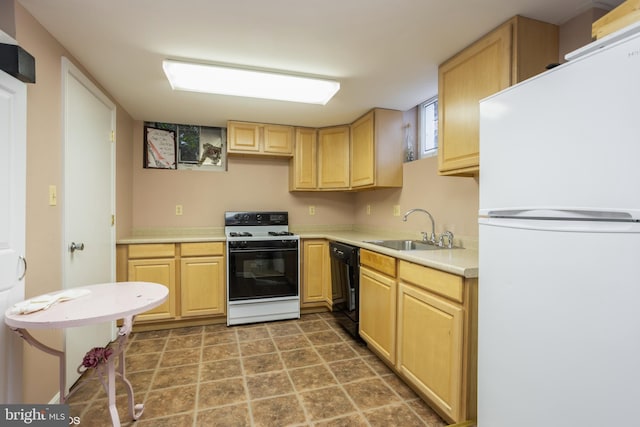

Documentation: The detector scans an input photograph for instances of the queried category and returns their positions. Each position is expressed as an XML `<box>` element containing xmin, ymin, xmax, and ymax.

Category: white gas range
<box><xmin>224</xmin><ymin>211</ymin><xmax>300</xmax><ymax>325</ymax></box>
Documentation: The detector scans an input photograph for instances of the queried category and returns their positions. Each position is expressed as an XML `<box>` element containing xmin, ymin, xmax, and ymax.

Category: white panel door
<box><xmin>62</xmin><ymin>58</ymin><xmax>116</xmax><ymax>393</ymax></box>
<box><xmin>0</xmin><ymin>69</ymin><xmax>26</xmax><ymax>404</ymax></box>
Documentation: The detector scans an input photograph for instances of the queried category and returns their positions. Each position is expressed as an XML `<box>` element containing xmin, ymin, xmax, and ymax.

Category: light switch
<box><xmin>308</xmin><ymin>205</ymin><xmax>316</xmax><ymax>216</ymax></box>
<box><xmin>393</xmin><ymin>205</ymin><xmax>401</xmax><ymax>216</ymax></box>
<box><xmin>48</xmin><ymin>185</ymin><xmax>57</xmax><ymax>206</ymax></box>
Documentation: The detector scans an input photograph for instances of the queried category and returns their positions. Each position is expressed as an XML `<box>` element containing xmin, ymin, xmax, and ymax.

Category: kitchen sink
<box><xmin>364</xmin><ymin>239</ymin><xmax>460</xmax><ymax>251</ymax></box>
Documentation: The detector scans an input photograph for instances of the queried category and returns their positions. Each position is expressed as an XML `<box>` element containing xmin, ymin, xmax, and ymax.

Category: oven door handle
<box><xmin>228</xmin><ymin>247</ymin><xmax>297</xmax><ymax>253</ymax></box>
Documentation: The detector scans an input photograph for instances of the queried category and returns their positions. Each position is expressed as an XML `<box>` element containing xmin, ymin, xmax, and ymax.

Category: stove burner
<box><xmin>268</xmin><ymin>231</ymin><xmax>294</xmax><ymax>236</ymax></box>
<box><xmin>229</xmin><ymin>231</ymin><xmax>252</xmax><ymax>237</ymax></box>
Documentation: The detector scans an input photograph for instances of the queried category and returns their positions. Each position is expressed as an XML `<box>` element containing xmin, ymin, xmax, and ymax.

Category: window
<box><xmin>418</xmin><ymin>96</ymin><xmax>438</xmax><ymax>158</ymax></box>
<box><xmin>144</xmin><ymin>122</ymin><xmax>227</xmax><ymax>171</ymax></box>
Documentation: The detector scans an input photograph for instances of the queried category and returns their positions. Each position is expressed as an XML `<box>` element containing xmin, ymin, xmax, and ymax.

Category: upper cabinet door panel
<box><xmin>263</xmin><ymin>125</ymin><xmax>294</xmax><ymax>155</ymax></box>
<box><xmin>437</xmin><ymin>16</ymin><xmax>558</xmax><ymax>176</ymax></box>
<box><xmin>318</xmin><ymin>126</ymin><xmax>350</xmax><ymax>189</ymax></box>
<box><xmin>350</xmin><ymin>111</ymin><xmax>375</xmax><ymax>188</ymax></box>
<box><xmin>228</xmin><ymin>121</ymin><xmax>261</xmax><ymax>153</ymax></box>
<box><xmin>438</xmin><ymin>23</ymin><xmax>512</xmax><ymax>175</ymax></box>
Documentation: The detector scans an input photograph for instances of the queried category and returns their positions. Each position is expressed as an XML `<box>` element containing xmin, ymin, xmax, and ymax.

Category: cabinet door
<box><xmin>302</xmin><ymin>240</ymin><xmax>329</xmax><ymax>306</ymax></box>
<box><xmin>438</xmin><ymin>22</ymin><xmax>511</xmax><ymax>175</ymax></box>
<box><xmin>181</xmin><ymin>256</ymin><xmax>225</xmax><ymax>317</ymax></box>
<box><xmin>359</xmin><ymin>265</ymin><xmax>396</xmax><ymax>364</ymax></box>
<box><xmin>128</xmin><ymin>258</ymin><xmax>176</xmax><ymax>321</ymax></box>
<box><xmin>397</xmin><ymin>282</ymin><xmax>464</xmax><ymax>422</ymax></box>
<box><xmin>228</xmin><ymin>121</ymin><xmax>261</xmax><ymax>153</ymax></box>
<box><xmin>290</xmin><ymin>127</ymin><xmax>317</xmax><ymax>190</ymax></box>
<box><xmin>264</xmin><ymin>125</ymin><xmax>294</xmax><ymax>155</ymax></box>
<box><xmin>350</xmin><ymin>110</ymin><xmax>375</xmax><ymax>188</ymax></box>
<box><xmin>318</xmin><ymin>126</ymin><xmax>350</xmax><ymax>189</ymax></box>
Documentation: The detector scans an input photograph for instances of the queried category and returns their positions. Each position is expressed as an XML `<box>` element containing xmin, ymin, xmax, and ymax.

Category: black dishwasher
<box><xmin>329</xmin><ymin>241</ymin><xmax>360</xmax><ymax>339</ymax></box>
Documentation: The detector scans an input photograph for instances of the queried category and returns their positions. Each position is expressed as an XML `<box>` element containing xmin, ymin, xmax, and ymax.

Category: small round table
<box><xmin>4</xmin><ymin>281</ymin><xmax>168</xmax><ymax>427</ymax></box>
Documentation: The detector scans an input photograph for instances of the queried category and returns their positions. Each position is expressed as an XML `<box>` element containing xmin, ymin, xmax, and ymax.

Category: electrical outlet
<box><xmin>308</xmin><ymin>205</ymin><xmax>316</xmax><ymax>216</ymax></box>
<box><xmin>48</xmin><ymin>185</ymin><xmax>57</xmax><ymax>206</ymax></box>
<box><xmin>175</xmin><ymin>205</ymin><xmax>183</xmax><ymax>216</ymax></box>
<box><xmin>366</xmin><ymin>204</ymin><xmax>371</xmax><ymax>215</ymax></box>
<box><xmin>393</xmin><ymin>205</ymin><xmax>401</xmax><ymax>216</ymax></box>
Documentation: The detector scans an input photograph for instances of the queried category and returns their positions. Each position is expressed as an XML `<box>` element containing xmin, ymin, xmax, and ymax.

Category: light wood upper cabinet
<box><xmin>301</xmin><ymin>239</ymin><xmax>330</xmax><ymax>308</ymax></box>
<box><xmin>318</xmin><ymin>125</ymin><xmax>350</xmax><ymax>189</ymax></box>
<box><xmin>438</xmin><ymin>15</ymin><xmax>558</xmax><ymax>176</ymax></box>
<box><xmin>350</xmin><ymin>109</ymin><xmax>403</xmax><ymax>189</ymax></box>
<box><xmin>227</xmin><ymin>121</ymin><xmax>261</xmax><ymax>153</ymax></box>
<box><xmin>289</xmin><ymin>127</ymin><xmax>318</xmax><ymax>191</ymax></box>
<box><xmin>227</xmin><ymin>121</ymin><xmax>293</xmax><ymax>156</ymax></box>
<box><xmin>263</xmin><ymin>124</ymin><xmax>294</xmax><ymax>155</ymax></box>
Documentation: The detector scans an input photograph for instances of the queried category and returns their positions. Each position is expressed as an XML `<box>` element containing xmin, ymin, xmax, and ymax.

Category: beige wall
<box><xmin>15</xmin><ymin>3</ymin><xmax>134</xmax><ymax>403</ymax></box>
<box><xmin>354</xmin><ymin>156</ymin><xmax>479</xmax><ymax>245</ymax></box>
<box><xmin>559</xmin><ymin>7</ymin><xmax>609</xmax><ymax>61</ymax></box>
<box><xmin>131</xmin><ymin>121</ymin><xmax>479</xmax><ymax>243</ymax></box>
<box><xmin>131</xmin><ymin>121</ymin><xmax>354</xmax><ymax>230</ymax></box>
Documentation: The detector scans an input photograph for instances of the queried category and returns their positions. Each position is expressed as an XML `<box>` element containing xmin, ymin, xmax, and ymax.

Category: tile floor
<box><xmin>66</xmin><ymin>312</ymin><xmax>447</xmax><ymax>426</ymax></box>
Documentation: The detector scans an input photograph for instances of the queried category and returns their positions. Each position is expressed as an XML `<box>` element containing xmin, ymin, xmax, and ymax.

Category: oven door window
<box><xmin>228</xmin><ymin>248</ymin><xmax>298</xmax><ymax>300</ymax></box>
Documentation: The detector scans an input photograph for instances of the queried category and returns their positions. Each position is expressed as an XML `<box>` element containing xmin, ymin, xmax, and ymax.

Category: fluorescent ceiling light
<box><xmin>162</xmin><ymin>60</ymin><xmax>340</xmax><ymax>105</ymax></box>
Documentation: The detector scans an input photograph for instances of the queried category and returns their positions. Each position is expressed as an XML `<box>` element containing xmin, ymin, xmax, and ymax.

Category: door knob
<box><xmin>70</xmin><ymin>242</ymin><xmax>85</xmax><ymax>253</ymax></box>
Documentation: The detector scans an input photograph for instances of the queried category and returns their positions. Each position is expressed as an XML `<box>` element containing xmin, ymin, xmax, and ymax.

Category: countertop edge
<box><xmin>117</xmin><ymin>230</ymin><xmax>478</xmax><ymax>279</ymax></box>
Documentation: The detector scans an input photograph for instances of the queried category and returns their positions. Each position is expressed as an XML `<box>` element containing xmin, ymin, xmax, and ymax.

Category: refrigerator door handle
<box><xmin>479</xmin><ymin>208</ymin><xmax>638</xmax><ymax>221</ymax></box>
<box><xmin>479</xmin><ymin>216</ymin><xmax>640</xmax><ymax>233</ymax></box>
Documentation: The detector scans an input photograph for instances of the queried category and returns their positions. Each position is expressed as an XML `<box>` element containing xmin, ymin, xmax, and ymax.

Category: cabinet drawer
<box><xmin>128</xmin><ymin>243</ymin><xmax>175</xmax><ymax>259</ymax></box>
<box><xmin>398</xmin><ymin>261</ymin><xmax>463</xmax><ymax>303</ymax></box>
<box><xmin>181</xmin><ymin>242</ymin><xmax>224</xmax><ymax>257</ymax></box>
<box><xmin>360</xmin><ymin>249</ymin><xmax>396</xmax><ymax>277</ymax></box>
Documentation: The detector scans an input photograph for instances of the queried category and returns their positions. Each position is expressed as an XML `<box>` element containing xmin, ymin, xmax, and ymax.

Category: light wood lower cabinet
<box><xmin>301</xmin><ymin>239</ymin><xmax>330</xmax><ymax>308</ymax></box>
<box><xmin>359</xmin><ymin>249</ymin><xmax>397</xmax><ymax>365</ymax></box>
<box><xmin>397</xmin><ymin>281</ymin><xmax>464</xmax><ymax>421</ymax></box>
<box><xmin>128</xmin><ymin>257</ymin><xmax>176</xmax><ymax>322</ymax></box>
<box><xmin>357</xmin><ymin>249</ymin><xmax>477</xmax><ymax>425</ymax></box>
<box><xmin>397</xmin><ymin>260</ymin><xmax>477</xmax><ymax>424</ymax></box>
<box><xmin>181</xmin><ymin>256</ymin><xmax>225</xmax><ymax>317</ymax></box>
<box><xmin>118</xmin><ymin>241</ymin><xmax>226</xmax><ymax>325</ymax></box>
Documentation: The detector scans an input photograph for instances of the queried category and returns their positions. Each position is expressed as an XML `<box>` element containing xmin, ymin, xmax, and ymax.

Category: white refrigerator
<box><xmin>478</xmin><ymin>25</ymin><xmax>640</xmax><ymax>426</ymax></box>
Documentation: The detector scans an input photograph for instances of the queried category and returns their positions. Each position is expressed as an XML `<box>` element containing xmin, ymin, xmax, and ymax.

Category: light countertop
<box><xmin>117</xmin><ymin>227</ymin><xmax>478</xmax><ymax>278</ymax></box>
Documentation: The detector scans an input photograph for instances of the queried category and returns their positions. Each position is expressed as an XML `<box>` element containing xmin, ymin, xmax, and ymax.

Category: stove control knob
<box><xmin>243</xmin><ymin>214</ymin><xmax>250</xmax><ymax>222</ymax></box>
<box><xmin>283</xmin><ymin>240</ymin><xmax>297</xmax><ymax>248</ymax></box>
<box><xmin>256</xmin><ymin>214</ymin><xmax>262</xmax><ymax>222</ymax></box>
<box><xmin>230</xmin><ymin>240</ymin><xmax>248</xmax><ymax>249</ymax></box>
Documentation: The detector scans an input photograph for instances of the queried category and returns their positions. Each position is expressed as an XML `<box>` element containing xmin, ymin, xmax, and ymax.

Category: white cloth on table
<box><xmin>8</xmin><ymin>289</ymin><xmax>91</xmax><ymax>314</ymax></box>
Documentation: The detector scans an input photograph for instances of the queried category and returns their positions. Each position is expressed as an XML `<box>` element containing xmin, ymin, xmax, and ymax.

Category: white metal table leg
<box><xmin>11</xmin><ymin>328</ymin><xmax>67</xmax><ymax>403</ymax></box>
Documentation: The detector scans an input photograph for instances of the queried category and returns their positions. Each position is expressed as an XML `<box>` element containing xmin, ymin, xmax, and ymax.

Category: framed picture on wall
<box><xmin>144</xmin><ymin>125</ymin><xmax>177</xmax><ymax>169</ymax></box>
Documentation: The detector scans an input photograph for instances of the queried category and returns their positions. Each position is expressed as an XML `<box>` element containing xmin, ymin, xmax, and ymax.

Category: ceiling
<box><xmin>18</xmin><ymin>0</ymin><xmax>622</xmax><ymax>128</ymax></box>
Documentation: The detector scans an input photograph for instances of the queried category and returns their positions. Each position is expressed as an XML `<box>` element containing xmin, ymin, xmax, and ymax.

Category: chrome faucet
<box><xmin>402</xmin><ymin>208</ymin><xmax>436</xmax><ymax>244</ymax></box>
<box><xmin>439</xmin><ymin>230</ymin><xmax>454</xmax><ymax>249</ymax></box>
